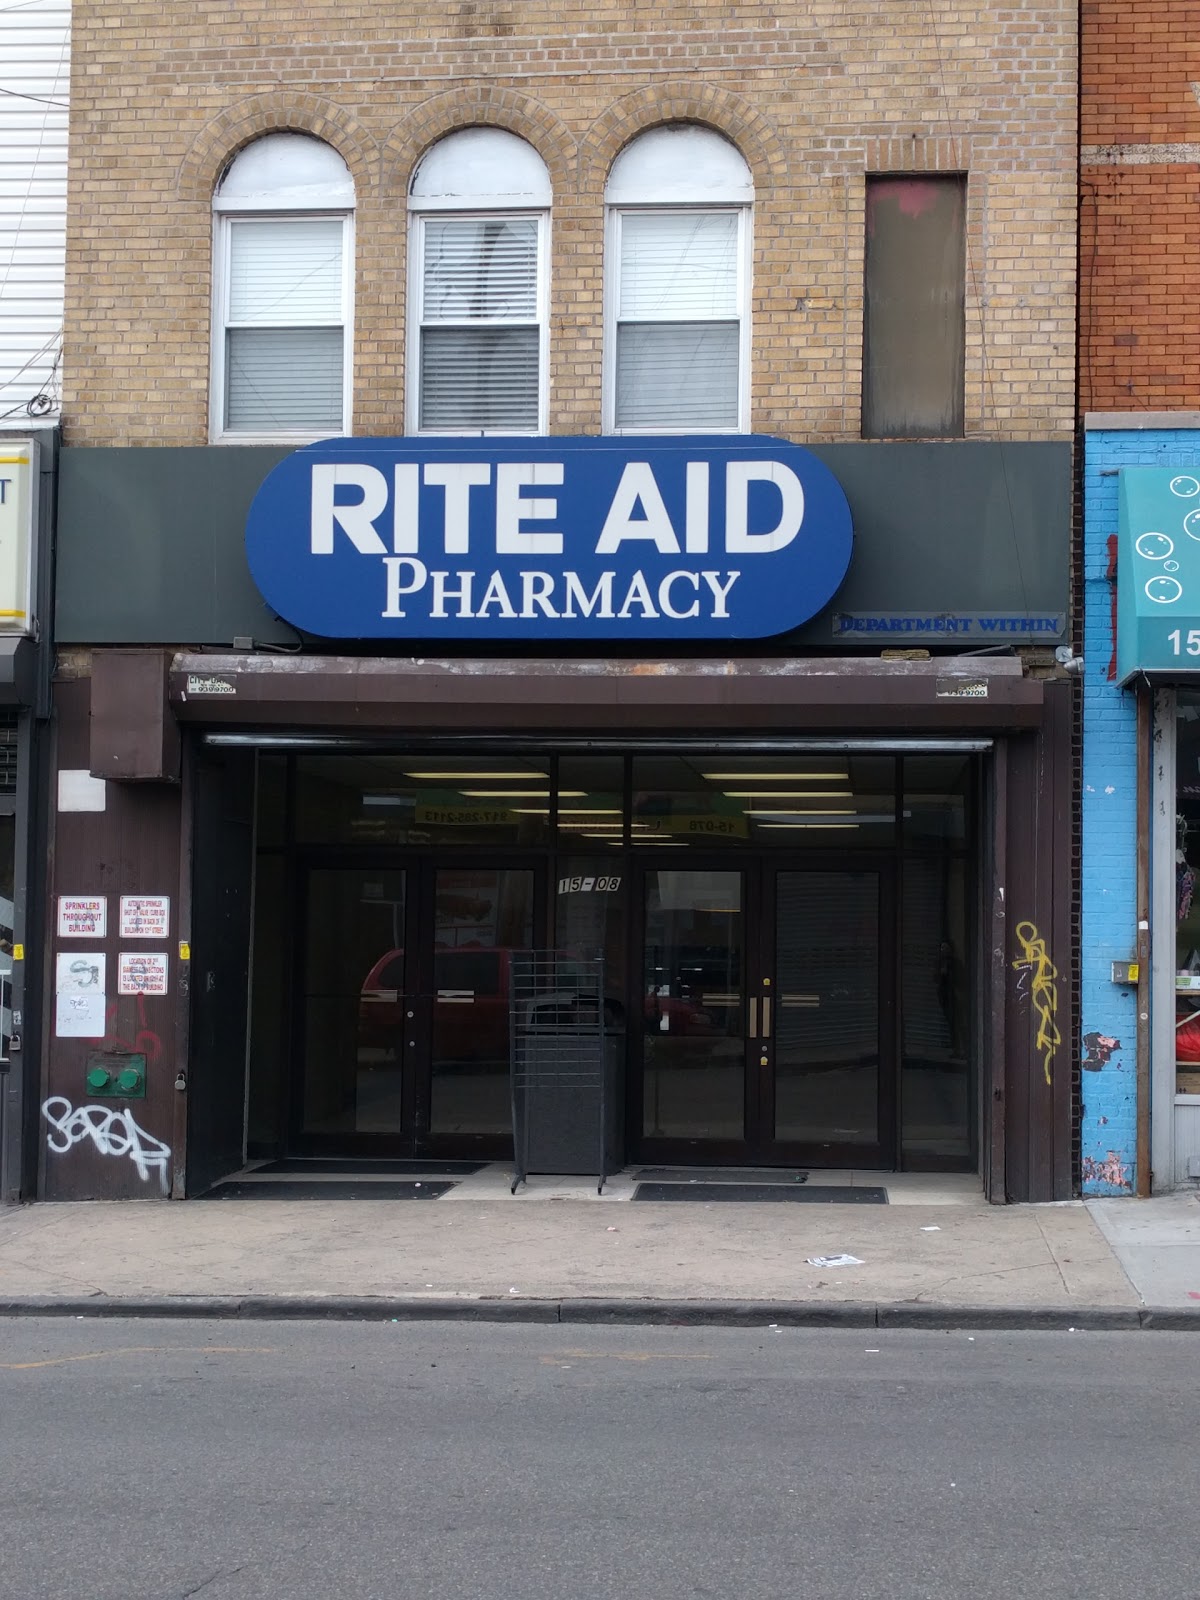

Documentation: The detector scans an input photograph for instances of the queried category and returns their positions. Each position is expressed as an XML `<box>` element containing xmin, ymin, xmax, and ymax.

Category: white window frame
<box><xmin>210</xmin><ymin>209</ymin><xmax>354</xmax><ymax>444</ymax></box>
<box><xmin>210</xmin><ymin>204</ymin><xmax>354</xmax><ymax>445</ymax></box>
<box><xmin>406</xmin><ymin>208</ymin><xmax>550</xmax><ymax>437</ymax></box>
<box><xmin>603</xmin><ymin>202</ymin><xmax>752</xmax><ymax>436</ymax></box>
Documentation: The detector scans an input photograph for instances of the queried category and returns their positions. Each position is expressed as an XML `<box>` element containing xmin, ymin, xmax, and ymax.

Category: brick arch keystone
<box><xmin>176</xmin><ymin>93</ymin><xmax>379</xmax><ymax>202</ymax></box>
<box><xmin>580</xmin><ymin>82</ymin><xmax>790</xmax><ymax>196</ymax></box>
<box><xmin>382</xmin><ymin>86</ymin><xmax>577</xmax><ymax>199</ymax></box>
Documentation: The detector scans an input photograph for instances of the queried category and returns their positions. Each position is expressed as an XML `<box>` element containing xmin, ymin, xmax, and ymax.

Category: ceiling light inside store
<box><xmin>748</xmin><ymin>808</ymin><xmax>855</xmax><ymax>817</ymax></box>
<box><xmin>459</xmin><ymin>789</ymin><xmax>586</xmax><ymax>798</ymax></box>
<box><xmin>509</xmin><ymin>806</ymin><xmax>625</xmax><ymax>815</ymax></box>
<box><xmin>701</xmin><ymin>771</ymin><xmax>848</xmax><ymax>781</ymax></box>
<box><xmin>722</xmin><ymin>790</ymin><xmax>854</xmax><ymax>800</ymax></box>
<box><xmin>757</xmin><ymin>822</ymin><xmax>860</xmax><ymax>830</ymax></box>
<box><xmin>403</xmin><ymin>771</ymin><xmax>547</xmax><ymax>780</ymax></box>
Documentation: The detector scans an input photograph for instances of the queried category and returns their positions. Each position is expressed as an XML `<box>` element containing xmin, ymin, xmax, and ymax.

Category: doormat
<box><xmin>632</xmin><ymin>1183</ymin><xmax>887</xmax><ymax>1204</ymax></box>
<box><xmin>200</xmin><ymin>1180</ymin><xmax>457</xmax><ymax>1201</ymax></box>
<box><xmin>254</xmin><ymin>1158</ymin><xmax>485</xmax><ymax>1176</ymax></box>
<box><xmin>634</xmin><ymin>1167</ymin><xmax>809</xmax><ymax>1185</ymax></box>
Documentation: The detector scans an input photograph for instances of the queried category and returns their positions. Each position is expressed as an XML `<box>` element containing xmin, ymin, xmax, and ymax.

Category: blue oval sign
<box><xmin>245</xmin><ymin>435</ymin><xmax>853</xmax><ymax>640</ymax></box>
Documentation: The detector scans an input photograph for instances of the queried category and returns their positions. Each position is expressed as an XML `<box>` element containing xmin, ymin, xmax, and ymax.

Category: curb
<box><xmin>0</xmin><ymin>1295</ymin><xmax>1193</xmax><ymax>1330</ymax></box>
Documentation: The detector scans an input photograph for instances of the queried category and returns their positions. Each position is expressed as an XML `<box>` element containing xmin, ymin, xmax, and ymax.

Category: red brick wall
<box><xmin>1081</xmin><ymin>4</ymin><xmax>1200</xmax><ymax>410</ymax></box>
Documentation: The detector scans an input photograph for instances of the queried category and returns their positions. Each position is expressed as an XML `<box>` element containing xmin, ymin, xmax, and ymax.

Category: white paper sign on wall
<box><xmin>54</xmin><ymin>950</ymin><xmax>106</xmax><ymax>1039</ymax></box>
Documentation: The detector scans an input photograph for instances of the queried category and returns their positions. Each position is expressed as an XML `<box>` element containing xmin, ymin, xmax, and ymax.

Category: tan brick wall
<box><xmin>63</xmin><ymin>0</ymin><xmax>1077</xmax><ymax>446</ymax></box>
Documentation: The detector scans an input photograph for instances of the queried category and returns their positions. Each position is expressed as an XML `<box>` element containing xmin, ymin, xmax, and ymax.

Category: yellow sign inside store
<box><xmin>637</xmin><ymin>812</ymin><xmax>749</xmax><ymax>839</ymax></box>
<box><xmin>416</xmin><ymin>804</ymin><xmax>517</xmax><ymax>827</ymax></box>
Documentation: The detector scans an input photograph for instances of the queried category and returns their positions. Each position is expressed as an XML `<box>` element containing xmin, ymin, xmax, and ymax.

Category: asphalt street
<box><xmin>1</xmin><ymin>1318</ymin><xmax>1197</xmax><ymax>1600</ymax></box>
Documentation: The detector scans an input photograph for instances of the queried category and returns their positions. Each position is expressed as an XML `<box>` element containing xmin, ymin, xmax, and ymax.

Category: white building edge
<box><xmin>0</xmin><ymin>0</ymin><xmax>69</xmax><ymax>425</ymax></box>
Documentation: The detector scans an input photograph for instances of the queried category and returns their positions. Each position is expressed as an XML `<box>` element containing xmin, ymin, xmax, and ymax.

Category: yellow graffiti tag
<box><xmin>1012</xmin><ymin>920</ymin><xmax>1060</xmax><ymax>1086</ymax></box>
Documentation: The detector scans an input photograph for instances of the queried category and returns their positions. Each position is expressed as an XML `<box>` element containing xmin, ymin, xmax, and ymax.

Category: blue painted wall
<box><xmin>1082</xmin><ymin>428</ymin><xmax>1200</xmax><ymax>1194</ymax></box>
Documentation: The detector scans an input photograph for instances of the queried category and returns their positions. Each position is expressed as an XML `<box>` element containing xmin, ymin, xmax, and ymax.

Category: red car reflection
<box><xmin>359</xmin><ymin>946</ymin><xmax>717</xmax><ymax>1059</ymax></box>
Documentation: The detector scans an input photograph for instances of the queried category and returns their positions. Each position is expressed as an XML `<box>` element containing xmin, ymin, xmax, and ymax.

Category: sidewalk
<box><xmin>1</xmin><ymin>1167</ymin><xmax>1198</xmax><ymax>1327</ymax></box>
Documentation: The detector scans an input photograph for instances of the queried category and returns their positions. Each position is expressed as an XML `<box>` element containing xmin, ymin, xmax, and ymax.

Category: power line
<box><xmin>0</xmin><ymin>83</ymin><xmax>68</xmax><ymax>110</ymax></box>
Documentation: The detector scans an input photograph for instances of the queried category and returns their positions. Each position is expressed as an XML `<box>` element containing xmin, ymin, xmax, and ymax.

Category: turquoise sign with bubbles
<box><xmin>1116</xmin><ymin>468</ymin><xmax>1200</xmax><ymax>681</ymax></box>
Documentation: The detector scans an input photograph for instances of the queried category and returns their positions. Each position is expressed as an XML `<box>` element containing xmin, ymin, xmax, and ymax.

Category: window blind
<box><xmin>615</xmin><ymin>322</ymin><xmax>740</xmax><ymax>429</ymax></box>
<box><xmin>422</xmin><ymin>217</ymin><xmax>539</xmax><ymax>322</ymax></box>
<box><xmin>418</xmin><ymin>214</ymin><xmax>542</xmax><ymax>429</ymax></box>
<box><xmin>228</xmin><ymin>217</ymin><xmax>345</xmax><ymax>324</ymax></box>
<box><xmin>226</xmin><ymin>327</ymin><xmax>344</xmax><ymax>431</ymax></box>
<box><xmin>420</xmin><ymin>325</ymin><xmax>540</xmax><ymax>431</ymax></box>
<box><xmin>619</xmin><ymin>212</ymin><xmax>739</xmax><ymax>321</ymax></box>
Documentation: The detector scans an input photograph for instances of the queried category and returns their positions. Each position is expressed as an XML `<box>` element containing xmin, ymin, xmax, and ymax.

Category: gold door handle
<box><xmin>748</xmin><ymin>997</ymin><xmax>758</xmax><ymax>1038</ymax></box>
<box><xmin>761</xmin><ymin>997</ymin><xmax>772</xmax><ymax>1039</ymax></box>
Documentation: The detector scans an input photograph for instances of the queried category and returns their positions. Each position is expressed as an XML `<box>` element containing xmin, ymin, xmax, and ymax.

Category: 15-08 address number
<box><xmin>1168</xmin><ymin>629</ymin><xmax>1200</xmax><ymax>655</ymax></box>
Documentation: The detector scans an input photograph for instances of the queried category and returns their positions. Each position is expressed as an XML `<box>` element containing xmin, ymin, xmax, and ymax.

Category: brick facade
<box><xmin>63</xmin><ymin>0</ymin><xmax>1077</xmax><ymax>446</ymax></box>
<box><xmin>1080</xmin><ymin>427</ymin><xmax>1146</xmax><ymax>1195</ymax></box>
<box><xmin>1080</xmin><ymin>7</ymin><xmax>1200</xmax><ymax>411</ymax></box>
<box><xmin>1080</xmin><ymin>4</ymin><xmax>1200</xmax><ymax>1191</ymax></box>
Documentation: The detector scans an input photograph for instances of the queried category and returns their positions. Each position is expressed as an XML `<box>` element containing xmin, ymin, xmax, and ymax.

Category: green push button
<box><xmin>116</xmin><ymin>1066</ymin><xmax>143</xmax><ymax>1095</ymax></box>
<box><xmin>86</xmin><ymin>1066</ymin><xmax>112</xmax><ymax>1093</ymax></box>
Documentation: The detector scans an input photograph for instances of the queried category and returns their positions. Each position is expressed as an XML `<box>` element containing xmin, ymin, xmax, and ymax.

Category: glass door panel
<box><xmin>773</xmin><ymin>871</ymin><xmax>880</xmax><ymax>1148</ymax></box>
<box><xmin>300</xmin><ymin>867</ymin><xmax>408</xmax><ymax>1136</ymax></box>
<box><xmin>429</xmin><ymin>867</ymin><xmax>535</xmax><ymax>1138</ymax></box>
<box><xmin>642</xmin><ymin>868</ymin><xmax>746</xmax><ymax>1141</ymax></box>
<box><xmin>902</xmin><ymin>853</ymin><xmax>970</xmax><ymax>1162</ymax></box>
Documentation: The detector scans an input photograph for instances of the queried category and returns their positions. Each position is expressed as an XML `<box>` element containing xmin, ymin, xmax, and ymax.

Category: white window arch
<box><xmin>604</xmin><ymin>125</ymin><xmax>753</xmax><ymax>433</ymax></box>
<box><xmin>408</xmin><ymin>128</ymin><xmax>550</xmax><ymax>434</ymax></box>
<box><xmin>212</xmin><ymin>132</ymin><xmax>354</xmax><ymax>439</ymax></box>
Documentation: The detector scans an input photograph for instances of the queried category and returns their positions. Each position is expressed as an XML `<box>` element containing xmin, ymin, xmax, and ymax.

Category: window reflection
<box><xmin>296</xmin><ymin>754</ymin><xmax>552</xmax><ymax>847</ymax></box>
<box><xmin>643</xmin><ymin>869</ymin><xmax>745</xmax><ymax>1140</ymax></box>
<box><xmin>430</xmin><ymin>867</ymin><xmax>534</xmax><ymax>1137</ymax></box>
<box><xmin>555</xmin><ymin>857</ymin><xmax>627</xmax><ymax>1029</ymax></box>
<box><xmin>633</xmin><ymin>756</ymin><xmax>896</xmax><ymax>846</ymax></box>
<box><xmin>557</xmin><ymin>757</ymin><xmax>625</xmax><ymax>849</ymax></box>
<box><xmin>302</xmin><ymin>868</ymin><xmax>408</xmax><ymax>1135</ymax></box>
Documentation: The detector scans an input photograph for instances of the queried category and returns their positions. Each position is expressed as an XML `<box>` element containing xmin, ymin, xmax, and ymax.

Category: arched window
<box><xmin>212</xmin><ymin>133</ymin><xmax>354</xmax><ymax>439</ymax></box>
<box><xmin>604</xmin><ymin>125</ymin><xmax>753</xmax><ymax>433</ymax></box>
<box><xmin>409</xmin><ymin>129</ymin><xmax>550</xmax><ymax>434</ymax></box>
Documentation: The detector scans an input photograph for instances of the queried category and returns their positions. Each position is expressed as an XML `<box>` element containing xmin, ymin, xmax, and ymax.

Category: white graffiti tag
<box><xmin>41</xmin><ymin>1096</ymin><xmax>171</xmax><ymax>1194</ymax></box>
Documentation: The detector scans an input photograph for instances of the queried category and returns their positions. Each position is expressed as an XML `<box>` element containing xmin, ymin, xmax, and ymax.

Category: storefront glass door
<box><xmin>301</xmin><ymin>865</ymin><xmax>409</xmax><ymax>1138</ymax></box>
<box><xmin>641</xmin><ymin>868</ymin><xmax>748</xmax><ymax>1143</ymax></box>
<box><xmin>296</xmin><ymin>859</ymin><xmax>540</xmax><ymax>1156</ymax></box>
<box><xmin>247</xmin><ymin>750</ymin><xmax>971</xmax><ymax>1171</ymax></box>
<box><xmin>428</xmin><ymin>866</ymin><xmax>535</xmax><ymax>1140</ymax></box>
<box><xmin>636</xmin><ymin>858</ymin><xmax>894</xmax><ymax>1164</ymax></box>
